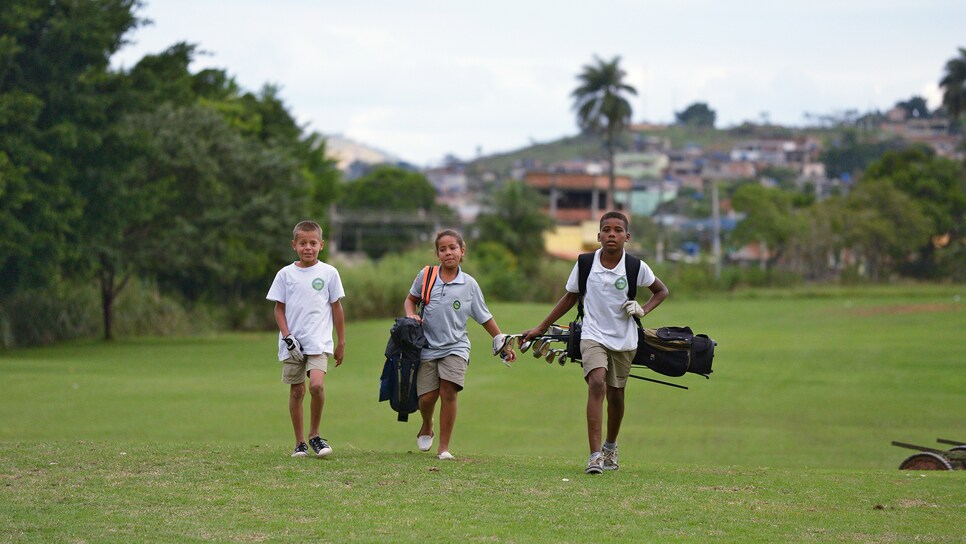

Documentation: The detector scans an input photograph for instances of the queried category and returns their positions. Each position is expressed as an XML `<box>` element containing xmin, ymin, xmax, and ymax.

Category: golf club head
<box><xmin>532</xmin><ymin>339</ymin><xmax>547</xmax><ymax>358</ymax></box>
<box><xmin>545</xmin><ymin>350</ymin><xmax>556</xmax><ymax>364</ymax></box>
<box><xmin>558</xmin><ymin>351</ymin><xmax>568</xmax><ymax>365</ymax></box>
<box><xmin>547</xmin><ymin>325</ymin><xmax>566</xmax><ymax>336</ymax></box>
<box><xmin>519</xmin><ymin>340</ymin><xmax>532</xmax><ymax>353</ymax></box>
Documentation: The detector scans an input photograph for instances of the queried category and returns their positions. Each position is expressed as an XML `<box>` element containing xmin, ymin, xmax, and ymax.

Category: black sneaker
<box><xmin>308</xmin><ymin>436</ymin><xmax>333</xmax><ymax>457</ymax></box>
<box><xmin>292</xmin><ymin>442</ymin><xmax>309</xmax><ymax>457</ymax></box>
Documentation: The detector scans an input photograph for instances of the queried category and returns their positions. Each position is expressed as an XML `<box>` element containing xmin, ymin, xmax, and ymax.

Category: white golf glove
<box><xmin>282</xmin><ymin>334</ymin><xmax>305</xmax><ymax>363</ymax></box>
<box><xmin>492</xmin><ymin>334</ymin><xmax>509</xmax><ymax>356</ymax></box>
<box><xmin>621</xmin><ymin>300</ymin><xmax>646</xmax><ymax>318</ymax></box>
<box><xmin>492</xmin><ymin>334</ymin><xmax>514</xmax><ymax>367</ymax></box>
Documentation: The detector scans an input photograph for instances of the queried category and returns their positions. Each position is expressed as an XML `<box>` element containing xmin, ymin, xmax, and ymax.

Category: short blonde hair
<box><xmin>293</xmin><ymin>220</ymin><xmax>323</xmax><ymax>240</ymax></box>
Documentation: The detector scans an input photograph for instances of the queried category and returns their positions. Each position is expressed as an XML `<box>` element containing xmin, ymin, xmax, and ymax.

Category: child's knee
<box><xmin>290</xmin><ymin>383</ymin><xmax>306</xmax><ymax>400</ymax></box>
<box><xmin>308</xmin><ymin>381</ymin><xmax>324</xmax><ymax>397</ymax></box>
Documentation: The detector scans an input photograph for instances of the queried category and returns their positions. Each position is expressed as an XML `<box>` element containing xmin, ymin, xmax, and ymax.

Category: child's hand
<box><xmin>621</xmin><ymin>300</ymin><xmax>646</xmax><ymax>318</ymax></box>
<box><xmin>282</xmin><ymin>334</ymin><xmax>305</xmax><ymax>362</ymax></box>
<box><xmin>334</xmin><ymin>342</ymin><xmax>345</xmax><ymax>367</ymax></box>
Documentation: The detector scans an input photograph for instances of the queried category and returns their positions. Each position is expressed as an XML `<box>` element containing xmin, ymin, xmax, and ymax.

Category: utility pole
<box><xmin>711</xmin><ymin>177</ymin><xmax>721</xmax><ymax>279</ymax></box>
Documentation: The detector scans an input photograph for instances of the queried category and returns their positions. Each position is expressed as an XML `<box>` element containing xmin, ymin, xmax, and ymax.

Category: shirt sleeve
<box><xmin>564</xmin><ymin>262</ymin><xmax>580</xmax><ymax>293</ymax></box>
<box><xmin>266</xmin><ymin>269</ymin><xmax>286</xmax><ymax>302</ymax></box>
<box><xmin>469</xmin><ymin>279</ymin><xmax>493</xmax><ymax>324</ymax></box>
<box><xmin>328</xmin><ymin>267</ymin><xmax>346</xmax><ymax>303</ymax></box>
<box><xmin>637</xmin><ymin>260</ymin><xmax>656</xmax><ymax>287</ymax></box>
<box><xmin>409</xmin><ymin>269</ymin><xmax>424</xmax><ymax>298</ymax></box>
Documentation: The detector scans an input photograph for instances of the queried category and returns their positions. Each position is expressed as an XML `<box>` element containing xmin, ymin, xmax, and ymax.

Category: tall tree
<box><xmin>861</xmin><ymin>146</ymin><xmax>966</xmax><ymax>279</ymax></box>
<box><xmin>475</xmin><ymin>181</ymin><xmax>555</xmax><ymax>275</ymax></box>
<box><xmin>571</xmin><ymin>55</ymin><xmax>637</xmax><ymax>212</ymax></box>
<box><xmin>675</xmin><ymin>102</ymin><xmax>717</xmax><ymax>128</ymax></box>
<box><xmin>939</xmin><ymin>47</ymin><xmax>966</xmax><ymax>118</ymax></box>
<box><xmin>730</xmin><ymin>184</ymin><xmax>803</xmax><ymax>270</ymax></box>
<box><xmin>0</xmin><ymin>0</ymin><xmax>142</xmax><ymax>297</ymax></box>
<box><xmin>841</xmin><ymin>181</ymin><xmax>931</xmax><ymax>281</ymax></box>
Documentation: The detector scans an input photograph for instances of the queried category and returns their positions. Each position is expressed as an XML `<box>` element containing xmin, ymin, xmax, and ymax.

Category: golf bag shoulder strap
<box><xmin>625</xmin><ymin>253</ymin><xmax>641</xmax><ymax>301</ymax></box>
<box><xmin>576</xmin><ymin>252</ymin><xmax>595</xmax><ymax>319</ymax></box>
<box><xmin>420</xmin><ymin>265</ymin><xmax>439</xmax><ymax>305</ymax></box>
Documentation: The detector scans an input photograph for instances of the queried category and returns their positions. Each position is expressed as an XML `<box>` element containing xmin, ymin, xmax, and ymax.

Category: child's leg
<box><xmin>605</xmin><ymin>385</ymin><xmax>626</xmax><ymax>444</ymax></box>
<box><xmin>307</xmin><ymin>369</ymin><xmax>325</xmax><ymax>438</ymax></box>
<box><xmin>437</xmin><ymin>380</ymin><xmax>459</xmax><ymax>454</ymax></box>
<box><xmin>289</xmin><ymin>382</ymin><xmax>306</xmax><ymax>444</ymax></box>
<box><xmin>585</xmin><ymin>367</ymin><xmax>607</xmax><ymax>453</ymax></box>
<box><xmin>418</xmin><ymin>389</ymin><xmax>439</xmax><ymax>438</ymax></box>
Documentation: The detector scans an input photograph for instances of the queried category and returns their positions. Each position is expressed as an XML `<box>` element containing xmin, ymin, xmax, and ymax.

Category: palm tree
<box><xmin>939</xmin><ymin>47</ymin><xmax>966</xmax><ymax>118</ymax></box>
<box><xmin>571</xmin><ymin>55</ymin><xmax>637</xmax><ymax>212</ymax></box>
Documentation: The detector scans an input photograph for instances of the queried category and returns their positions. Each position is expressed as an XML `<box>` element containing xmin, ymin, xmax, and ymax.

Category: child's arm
<box><xmin>331</xmin><ymin>299</ymin><xmax>346</xmax><ymax>366</ymax></box>
<box><xmin>522</xmin><ymin>292</ymin><xmax>579</xmax><ymax>341</ymax></box>
<box><xmin>481</xmin><ymin>318</ymin><xmax>516</xmax><ymax>363</ymax></box>
<box><xmin>624</xmin><ymin>277</ymin><xmax>670</xmax><ymax>318</ymax></box>
<box><xmin>404</xmin><ymin>294</ymin><xmax>422</xmax><ymax>321</ymax></box>
<box><xmin>274</xmin><ymin>302</ymin><xmax>290</xmax><ymax>336</ymax></box>
<box><xmin>641</xmin><ymin>277</ymin><xmax>669</xmax><ymax>315</ymax></box>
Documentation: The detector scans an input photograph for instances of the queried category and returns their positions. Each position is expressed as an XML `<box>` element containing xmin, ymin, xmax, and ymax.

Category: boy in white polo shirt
<box><xmin>522</xmin><ymin>211</ymin><xmax>668</xmax><ymax>474</ymax></box>
<box><xmin>267</xmin><ymin>221</ymin><xmax>346</xmax><ymax>458</ymax></box>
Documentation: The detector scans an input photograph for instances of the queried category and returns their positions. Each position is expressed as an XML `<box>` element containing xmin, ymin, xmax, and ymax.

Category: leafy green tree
<box><xmin>339</xmin><ymin>166</ymin><xmax>451</xmax><ymax>258</ymax></box>
<box><xmin>819</xmin><ymin>130</ymin><xmax>903</xmax><ymax>180</ymax></box>
<box><xmin>730</xmin><ymin>184</ymin><xmax>803</xmax><ymax>269</ymax></box>
<box><xmin>572</xmin><ymin>55</ymin><xmax>637</xmax><ymax>211</ymax></box>
<box><xmin>474</xmin><ymin>181</ymin><xmax>554</xmax><ymax>274</ymax></box>
<box><xmin>841</xmin><ymin>181</ymin><xmax>932</xmax><ymax>281</ymax></box>
<box><xmin>675</xmin><ymin>102</ymin><xmax>716</xmax><ymax>128</ymax></box>
<box><xmin>861</xmin><ymin>146</ymin><xmax>966</xmax><ymax>278</ymax></box>
<box><xmin>895</xmin><ymin>96</ymin><xmax>931</xmax><ymax>119</ymax></box>
<box><xmin>0</xmin><ymin>0</ymin><xmax>142</xmax><ymax>297</ymax></box>
<box><xmin>939</xmin><ymin>47</ymin><xmax>966</xmax><ymax>118</ymax></box>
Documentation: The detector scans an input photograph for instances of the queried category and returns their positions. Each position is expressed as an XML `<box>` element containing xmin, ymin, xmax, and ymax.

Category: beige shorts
<box><xmin>416</xmin><ymin>354</ymin><xmax>468</xmax><ymax>396</ymax></box>
<box><xmin>580</xmin><ymin>340</ymin><xmax>634</xmax><ymax>388</ymax></box>
<box><xmin>281</xmin><ymin>354</ymin><xmax>329</xmax><ymax>384</ymax></box>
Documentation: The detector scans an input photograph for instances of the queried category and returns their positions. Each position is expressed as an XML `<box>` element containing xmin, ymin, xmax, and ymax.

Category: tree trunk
<box><xmin>100</xmin><ymin>269</ymin><xmax>115</xmax><ymax>341</ymax></box>
<box><xmin>99</xmin><ymin>265</ymin><xmax>131</xmax><ymax>342</ymax></box>
<box><xmin>606</xmin><ymin>137</ymin><xmax>616</xmax><ymax>212</ymax></box>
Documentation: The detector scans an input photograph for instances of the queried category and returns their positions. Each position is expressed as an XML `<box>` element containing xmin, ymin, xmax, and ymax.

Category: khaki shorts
<box><xmin>416</xmin><ymin>354</ymin><xmax>468</xmax><ymax>396</ymax></box>
<box><xmin>281</xmin><ymin>354</ymin><xmax>329</xmax><ymax>384</ymax></box>
<box><xmin>580</xmin><ymin>340</ymin><xmax>634</xmax><ymax>388</ymax></box>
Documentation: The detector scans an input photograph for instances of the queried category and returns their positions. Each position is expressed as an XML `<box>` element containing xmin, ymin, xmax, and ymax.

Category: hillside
<box><xmin>467</xmin><ymin>123</ymin><xmax>840</xmax><ymax>176</ymax></box>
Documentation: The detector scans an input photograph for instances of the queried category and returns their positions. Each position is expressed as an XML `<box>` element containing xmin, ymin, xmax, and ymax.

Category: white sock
<box><xmin>589</xmin><ymin>451</ymin><xmax>602</xmax><ymax>461</ymax></box>
<box><xmin>603</xmin><ymin>441</ymin><xmax>617</xmax><ymax>451</ymax></box>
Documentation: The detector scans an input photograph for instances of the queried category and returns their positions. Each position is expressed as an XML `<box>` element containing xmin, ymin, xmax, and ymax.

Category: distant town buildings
<box><xmin>326</xmin><ymin>115</ymin><xmax>963</xmax><ymax>262</ymax></box>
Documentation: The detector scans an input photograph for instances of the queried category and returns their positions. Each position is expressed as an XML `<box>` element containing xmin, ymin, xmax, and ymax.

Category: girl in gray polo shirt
<box><xmin>403</xmin><ymin>229</ymin><xmax>516</xmax><ymax>460</ymax></box>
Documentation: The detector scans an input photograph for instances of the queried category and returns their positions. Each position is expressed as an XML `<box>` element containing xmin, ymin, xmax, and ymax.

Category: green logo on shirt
<box><xmin>615</xmin><ymin>276</ymin><xmax>627</xmax><ymax>290</ymax></box>
<box><xmin>312</xmin><ymin>278</ymin><xmax>325</xmax><ymax>291</ymax></box>
<box><xmin>452</xmin><ymin>300</ymin><xmax>461</xmax><ymax>310</ymax></box>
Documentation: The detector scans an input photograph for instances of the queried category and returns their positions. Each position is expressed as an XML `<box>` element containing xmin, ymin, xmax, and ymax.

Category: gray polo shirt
<box><xmin>410</xmin><ymin>267</ymin><xmax>493</xmax><ymax>362</ymax></box>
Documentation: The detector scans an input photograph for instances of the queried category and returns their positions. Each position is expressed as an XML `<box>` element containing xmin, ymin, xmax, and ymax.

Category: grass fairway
<box><xmin>2</xmin><ymin>285</ymin><xmax>964</xmax><ymax>542</ymax></box>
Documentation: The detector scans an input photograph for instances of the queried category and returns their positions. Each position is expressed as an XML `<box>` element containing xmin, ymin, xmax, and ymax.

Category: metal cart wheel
<box><xmin>899</xmin><ymin>452</ymin><xmax>953</xmax><ymax>471</ymax></box>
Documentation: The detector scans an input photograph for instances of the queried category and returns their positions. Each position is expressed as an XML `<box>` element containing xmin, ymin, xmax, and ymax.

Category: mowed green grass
<box><xmin>2</xmin><ymin>286</ymin><xmax>964</xmax><ymax>542</ymax></box>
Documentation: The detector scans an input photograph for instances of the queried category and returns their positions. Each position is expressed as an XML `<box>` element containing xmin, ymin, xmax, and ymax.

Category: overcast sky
<box><xmin>111</xmin><ymin>0</ymin><xmax>965</xmax><ymax>166</ymax></box>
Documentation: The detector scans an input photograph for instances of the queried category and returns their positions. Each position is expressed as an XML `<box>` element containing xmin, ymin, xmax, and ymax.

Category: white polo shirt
<box><xmin>565</xmin><ymin>249</ymin><xmax>655</xmax><ymax>352</ymax></box>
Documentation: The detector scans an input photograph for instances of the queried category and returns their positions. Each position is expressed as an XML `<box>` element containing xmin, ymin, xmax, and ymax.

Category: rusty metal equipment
<box><xmin>891</xmin><ymin>438</ymin><xmax>966</xmax><ymax>470</ymax></box>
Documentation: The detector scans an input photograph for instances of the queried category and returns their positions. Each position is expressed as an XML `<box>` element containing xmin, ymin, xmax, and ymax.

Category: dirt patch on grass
<box><xmin>848</xmin><ymin>303</ymin><xmax>961</xmax><ymax>317</ymax></box>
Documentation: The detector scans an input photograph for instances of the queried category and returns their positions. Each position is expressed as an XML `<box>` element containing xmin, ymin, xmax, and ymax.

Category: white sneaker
<box><xmin>585</xmin><ymin>454</ymin><xmax>603</xmax><ymax>475</ymax></box>
<box><xmin>417</xmin><ymin>434</ymin><xmax>434</xmax><ymax>452</ymax></box>
<box><xmin>602</xmin><ymin>447</ymin><xmax>618</xmax><ymax>470</ymax></box>
<box><xmin>437</xmin><ymin>451</ymin><xmax>455</xmax><ymax>460</ymax></box>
